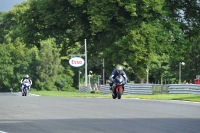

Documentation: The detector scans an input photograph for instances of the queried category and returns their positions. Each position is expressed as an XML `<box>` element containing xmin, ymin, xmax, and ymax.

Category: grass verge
<box><xmin>30</xmin><ymin>91</ymin><xmax>200</xmax><ymax>102</ymax></box>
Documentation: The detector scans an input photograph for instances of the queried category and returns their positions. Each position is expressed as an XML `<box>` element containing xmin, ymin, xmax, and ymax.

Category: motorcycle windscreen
<box><xmin>114</xmin><ymin>75</ymin><xmax>124</xmax><ymax>85</ymax></box>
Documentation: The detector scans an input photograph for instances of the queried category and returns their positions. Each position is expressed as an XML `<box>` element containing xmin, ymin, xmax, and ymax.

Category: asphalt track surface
<box><xmin>0</xmin><ymin>92</ymin><xmax>200</xmax><ymax>133</ymax></box>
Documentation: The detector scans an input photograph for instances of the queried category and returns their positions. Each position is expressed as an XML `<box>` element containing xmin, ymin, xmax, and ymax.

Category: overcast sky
<box><xmin>0</xmin><ymin>0</ymin><xmax>26</xmax><ymax>12</ymax></box>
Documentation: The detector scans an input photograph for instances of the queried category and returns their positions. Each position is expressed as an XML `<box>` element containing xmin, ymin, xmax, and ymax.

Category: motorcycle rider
<box><xmin>21</xmin><ymin>74</ymin><xmax>32</xmax><ymax>93</ymax></box>
<box><xmin>109</xmin><ymin>65</ymin><xmax>128</xmax><ymax>90</ymax></box>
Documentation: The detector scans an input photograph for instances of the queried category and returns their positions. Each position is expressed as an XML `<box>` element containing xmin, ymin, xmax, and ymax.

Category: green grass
<box><xmin>30</xmin><ymin>91</ymin><xmax>200</xmax><ymax>102</ymax></box>
<box><xmin>31</xmin><ymin>91</ymin><xmax>111</xmax><ymax>98</ymax></box>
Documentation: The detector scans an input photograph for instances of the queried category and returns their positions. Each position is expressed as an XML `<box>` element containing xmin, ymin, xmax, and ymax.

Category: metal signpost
<box><xmin>69</xmin><ymin>39</ymin><xmax>88</xmax><ymax>90</ymax></box>
<box><xmin>79</xmin><ymin>71</ymin><xmax>82</xmax><ymax>90</ymax></box>
<box><xmin>179</xmin><ymin>62</ymin><xmax>185</xmax><ymax>84</ymax></box>
<box><xmin>146</xmin><ymin>66</ymin><xmax>149</xmax><ymax>84</ymax></box>
<box><xmin>84</xmin><ymin>39</ymin><xmax>87</xmax><ymax>88</ymax></box>
<box><xmin>102</xmin><ymin>58</ymin><xmax>105</xmax><ymax>84</ymax></box>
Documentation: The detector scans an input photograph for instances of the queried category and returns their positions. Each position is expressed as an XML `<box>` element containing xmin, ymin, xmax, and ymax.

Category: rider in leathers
<box><xmin>21</xmin><ymin>74</ymin><xmax>32</xmax><ymax>93</ymax></box>
<box><xmin>109</xmin><ymin>66</ymin><xmax>128</xmax><ymax>90</ymax></box>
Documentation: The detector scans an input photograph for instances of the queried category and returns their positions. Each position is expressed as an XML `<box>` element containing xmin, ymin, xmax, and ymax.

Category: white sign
<box><xmin>69</xmin><ymin>57</ymin><xmax>85</xmax><ymax>67</ymax></box>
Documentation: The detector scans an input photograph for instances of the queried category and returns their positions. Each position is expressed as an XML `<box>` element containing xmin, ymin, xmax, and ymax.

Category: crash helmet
<box><xmin>116</xmin><ymin>66</ymin><xmax>123</xmax><ymax>74</ymax></box>
<box><xmin>25</xmin><ymin>74</ymin><xmax>29</xmax><ymax>78</ymax></box>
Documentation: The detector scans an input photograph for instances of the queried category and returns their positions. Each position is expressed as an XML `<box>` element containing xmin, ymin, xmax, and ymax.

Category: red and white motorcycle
<box><xmin>111</xmin><ymin>75</ymin><xmax>125</xmax><ymax>99</ymax></box>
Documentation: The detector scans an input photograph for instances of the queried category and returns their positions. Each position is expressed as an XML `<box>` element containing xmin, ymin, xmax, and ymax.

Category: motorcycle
<box><xmin>111</xmin><ymin>75</ymin><xmax>125</xmax><ymax>99</ymax></box>
<box><xmin>22</xmin><ymin>82</ymin><xmax>31</xmax><ymax>96</ymax></box>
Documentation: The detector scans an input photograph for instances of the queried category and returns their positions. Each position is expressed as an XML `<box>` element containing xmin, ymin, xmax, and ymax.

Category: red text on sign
<box><xmin>71</xmin><ymin>60</ymin><xmax>82</xmax><ymax>64</ymax></box>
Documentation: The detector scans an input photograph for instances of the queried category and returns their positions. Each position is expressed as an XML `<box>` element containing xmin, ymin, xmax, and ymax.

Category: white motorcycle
<box><xmin>21</xmin><ymin>82</ymin><xmax>31</xmax><ymax>96</ymax></box>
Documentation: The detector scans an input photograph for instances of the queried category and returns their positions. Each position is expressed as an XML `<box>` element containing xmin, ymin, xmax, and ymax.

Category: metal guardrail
<box><xmin>78</xmin><ymin>77</ymin><xmax>200</xmax><ymax>94</ymax></box>
<box><xmin>78</xmin><ymin>87</ymin><xmax>88</xmax><ymax>92</ymax></box>
<box><xmin>98</xmin><ymin>83</ymin><xmax>200</xmax><ymax>95</ymax></box>
<box><xmin>124</xmin><ymin>84</ymin><xmax>152</xmax><ymax>94</ymax></box>
<box><xmin>100</xmin><ymin>83</ymin><xmax>152</xmax><ymax>94</ymax></box>
<box><xmin>78</xmin><ymin>84</ymin><xmax>100</xmax><ymax>92</ymax></box>
<box><xmin>168</xmin><ymin>84</ymin><xmax>200</xmax><ymax>94</ymax></box>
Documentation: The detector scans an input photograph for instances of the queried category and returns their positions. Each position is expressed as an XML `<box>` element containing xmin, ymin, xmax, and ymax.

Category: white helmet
<box><xmin>25</xmin><ymin>74</ymin><xmax>29</xmax><ymax>78</ymax></box>
<box><xmin>116</xmin><ymin>66</ymin><xmax>123</xmax><ymax>74</ymax></box>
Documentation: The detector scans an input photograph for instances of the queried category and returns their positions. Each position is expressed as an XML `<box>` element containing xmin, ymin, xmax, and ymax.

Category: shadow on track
<box><xmin>0</xmin><ymin>118</ymin><xmax>199</xmax><ymax>133</ymax></box>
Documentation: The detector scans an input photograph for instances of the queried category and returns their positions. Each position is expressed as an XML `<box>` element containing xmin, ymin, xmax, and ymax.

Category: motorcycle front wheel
<box><xmin>117</xmin><ymin>88</ymin><xmax>123</xmax><ymax>99</ymax></box>
<box><xmin>23</xmin><ymin>89</ymin><xmax>27</xmax><ymax>96</ymax></box>
<box><xmin>112</xmin><ymin>93</ymin><xmax>117</xmax><ymax>99</ymax></box>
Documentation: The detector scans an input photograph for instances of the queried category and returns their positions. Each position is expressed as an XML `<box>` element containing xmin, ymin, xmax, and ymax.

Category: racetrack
<box><xmin>0</xmin><ymin>93</ymin><xmax>200</xmax><ymax>133</ymax></box>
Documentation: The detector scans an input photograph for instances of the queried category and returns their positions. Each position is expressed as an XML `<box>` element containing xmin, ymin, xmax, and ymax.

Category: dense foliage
<box><xmin>0</xmin><ymin>0</ymin><xmax>199</xmax><ymax>91</ymax></box>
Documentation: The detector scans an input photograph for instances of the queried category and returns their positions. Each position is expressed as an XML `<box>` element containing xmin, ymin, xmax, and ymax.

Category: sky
<box><xmin>0</xmin><ymin>0</ymin><xmax>26</xmax><ymax>12</ymax></box>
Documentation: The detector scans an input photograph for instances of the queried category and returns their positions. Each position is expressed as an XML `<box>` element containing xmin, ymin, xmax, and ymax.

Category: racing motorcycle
<box><xmin>22</xmin><ymin>82</ymin><xmax>31</xmax><ymax>96</ymax></box>
<box><xmin>111</xmin><ymin>75</ymin><xmax>125</xmax><ymax>99</ymax></box>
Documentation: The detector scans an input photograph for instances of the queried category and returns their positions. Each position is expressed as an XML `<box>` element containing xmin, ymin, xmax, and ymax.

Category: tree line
<box><xmin>0</xmin><ymin>0</ymin><xmax>199</xmax><ymax>91</ymax></box>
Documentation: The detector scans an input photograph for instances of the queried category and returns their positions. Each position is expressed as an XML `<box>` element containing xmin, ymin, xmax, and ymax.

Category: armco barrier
<box><xmin>98</xmin><ymin>83</ymin><xmax>200</xmax><ymax>95</ymax></box>
<box><xmin>152</xmin><ymin>85</ymin><xmax>168</xmax><ymax>94</ymax></box>
<box><xmin>124</xmin><ymin>84</ymin><xmax>152</xmax><ymax>94</ymax></box>
<box><xmin>100</xmin><ymin>83</ymin><xmax>152</xmax><ymax>94</ymax></box>
<box><xmin>78</xmin><ymin>87</ymin><xmax>88</xmax><ymax>92</ymax></box>
<box><xmin>168</xmin><ymin>84</ymin><xmax>200</xmax><ymax>94</ymax></box>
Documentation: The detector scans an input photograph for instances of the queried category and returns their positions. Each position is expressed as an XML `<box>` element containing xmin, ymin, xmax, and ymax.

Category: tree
<box><xmin>86</xmin><ymin>0</ymin><xmax>172</xmax><ymax>82</ymax></box>
<box><xmin>0</xmin><ymin>37</ymin><xmax>35</xmax><ymax>91</ymax></box>
<box><xmin>35</xmin><ymin>38</ymin><xmax>75</xmax><ymax>91</ymax></box>
<box><xmin>0</xmin><ymin>0</ymin><xmax>199</xmax><ymax>87</ymax></box>
<box><xmin>0</xmin><ymin>44</ymin><xmax>13</xmax><ymax>91</ymax></box>
<box><xmin>0</xmin><ymin>12</ymin><xmax>6</xmax><ymax>43</ymax></box>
